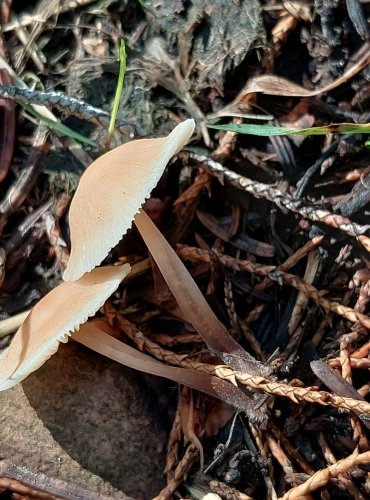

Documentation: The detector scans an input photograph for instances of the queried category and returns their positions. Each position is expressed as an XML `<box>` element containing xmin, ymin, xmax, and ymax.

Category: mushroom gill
<box><xmin>63</xmin><ymin>119</ymin><xmax>195</xmax><ymax>282</ymax></box>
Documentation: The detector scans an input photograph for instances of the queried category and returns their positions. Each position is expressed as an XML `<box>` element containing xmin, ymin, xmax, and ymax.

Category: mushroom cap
<box><xmin>63</xmin><ymin>119</ymin><xmax>195</xmax><ymax>281</ymax></box>
<box><xmin>0</xmin><ymin>264</ymin><xmax>130</xmax><ymax>390</ymax></box>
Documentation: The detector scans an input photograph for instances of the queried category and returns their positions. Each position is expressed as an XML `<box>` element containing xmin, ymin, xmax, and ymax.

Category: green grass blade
<box><xmin>208</xmin><ymin>122</ymin><xmax>370</xmax><ymax>137</ymax></box>
<box><xmin>24</xmin><ymin>105</ymin><xmax>97</xmax><ymax>146</ymax></box>
<box><xmin>108</xmin><ymin>39</ymin><xmax>126</xmax><ymax>136</ymax></box>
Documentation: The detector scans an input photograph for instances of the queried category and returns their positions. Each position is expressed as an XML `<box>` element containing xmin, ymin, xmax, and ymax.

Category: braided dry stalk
<box><xmin>209</xmin><ymin>480</ymin><xmax>254</xmax><ymax>500</ymax></box>
<box><xmin>339</xmin><ymin>337</ymin><xmax>368</xmax><ymax>448</ymax></box>
<box><xmin>184</xmin><ymin>153</ymin><xmax>370</xmax><ymax>253</ymax></box>
<box><xmin>115</xmin><ymin>314</ymin><xmax>238</xmax><ymax>384</ymax></box>
<box><xmin>355</xmin><ymin>277</ymin><xmax>370</xmax><ymax>314</ymax></box>
<box><xmin>245</xmin><ymin>303</ymin><xmax>265</xmax><ymax>324</ymax></box>
<box><xmin>318</xmin><ymin>432</ymin><xmax>338</xmax><ymax>465</ymax></box>
<box><xmin>0</xmin><ymin>85</ymin><xmax>135</xmax><ymax>136</ymax></box>
<box><xmin>281</xmin><ymin>450</ymin><xmax>370</xmax><ymax>499</ymax></box>
<box><xmin>178</xmin><ymin>235</ymin><xmax>323</xmax><ymax>295</ymax></box>
<box><xmin>317</xmin><ymin>432</ymin><xmax>366</xmax><ymax>497</ymax></box>
<box><xmin>178</xmin><ymin>242</ymin><xmax>320</xmax><ymax>330</ymax></box>
<box><xmin>164</xmin><ymin>402</ymin><xmax>182</xmax><ymax>482</ymax></box>
<box><xmin>179</xmin><ymin>245</ymin><xmax>370</xmax><ymax>331</ymax></box>
<box><xmin>153</xmin><ymin>445</ymin><xmax>198</xmax><ymax>500</ymax></box>
<box><xmin>328</xmin><ymin>357</ymin><xmax>370</xmax><ymax>369</ymax></box>
<box><xmin>250</xmin><ymin>236</ymin><xmax>323</xmax><ymax>326</ymax></box>
<box><xmin>288</xmin><ymin>250</ymin><xmax>321</xmax><ymax>335</ymax></box>
<box><xmin>256</xmin><ymin>235</ymin><xmax>324</xmax><ymax>292</ymax></box>
<box><xmin>358</xmin><ymin>383</ymin><xmax>370</xmax><ymax>397</ymax></box>
<box><xmin>235</xmin><ymin>372</ymin><xmax>370</xmax><ymax>415</ymax></box>
<box><xmin>224</xmin><ymin>276</ymin><xmax>239</xmax><ymax>333</ymax></box>
<box><xmin>239</xmin><ymin>320</ymin><xmax>266</xmax><ymax>361</ymax></box>
<box><xmin>352</xmin><ymin>340</ymin><xmax>370</xmax><ymax>358</ymax></box>
<box><xmin>249</xmin><ymin>423</ymin><xmax>277</xmax><ymax>500</ymax></box>
<box><xmin>117</xmin><ymin>312</ymin><xmax>370</xmax><ymax>415</ymax></box>
<box><xmin>336</xmin><ymin>333</ymin><xmax>368</xmax><ymax>450</ymax></box>
<box><xmin>265</xmin><ymin>431</ymin><xmax>294</xmax><ymax>476</ymax></box>
<box><xmin>177</xmin><ymin>244</ymin><xmax>212</xmax><ymax>264</ymax></box>
<box><xmin>318</xmin><ymin>433</ymin><xmax>366</xmax><ymax>498</ymax></box>
<box><xmin>269</xmin><ymin>423</ymin><xmax>315</xmax><ymax>475</ymax></box>
<box><xmin>112</xmin><ymin>305</ymin><xmax>370</xmax><ymax>417</ymax></box>
<box><xmin>216</xmin><ymin>252</ymin><xmax>370</xmax><ymax>331</ymax></box>
<box><xmin>340</xmin><ymin>341</ymin><xmax>353</xmax><ymax>385</ymax></box>
<box><xmin>151</xmin><ymin>332</ymin><xmax>202</xmax><ymax>346</ymax></box>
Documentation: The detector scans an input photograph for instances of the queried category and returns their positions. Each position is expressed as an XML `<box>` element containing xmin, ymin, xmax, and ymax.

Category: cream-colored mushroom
<box><xmin>0</xmin><ymin>264</ymin><xmax>130</xmax><ymax>390</ymax></box>
<box><xmin>63</xmin><ymin>119</ymin><xmax>195</xmax><ymax>282</ymax></box>
<box><xmin>62</xmin><ymin>119</ymin><xmax>266</xmax><ymax>374</ymax></box>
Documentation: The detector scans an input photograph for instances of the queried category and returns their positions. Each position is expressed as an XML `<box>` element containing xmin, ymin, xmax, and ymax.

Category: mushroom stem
<box><xmin>72</xmin><ymin>322</ymin><xmax>255</xmax><ymax>411</ymax></box>
<box><xmin>0</xmin><ymin>311</ymin><xmax>29</xmax><ymax>338</ymax></box>
<box><xmin>134</xmin><ymin>209</ymin><xmax>268</xmax><ymax>375</ymax></box>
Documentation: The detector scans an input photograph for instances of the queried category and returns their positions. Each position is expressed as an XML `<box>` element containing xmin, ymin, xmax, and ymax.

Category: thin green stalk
<box><xmin>208</xmin><ymin>122</ymin><xmax>370</xmax><ymax>137</ymax></box>
<box><xmin>107</xmin><ymin>39</ymin><xmax>126</xmax><ymax>146</ymax></box>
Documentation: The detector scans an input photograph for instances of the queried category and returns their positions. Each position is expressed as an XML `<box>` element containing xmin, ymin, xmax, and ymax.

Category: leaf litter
<box><xmin>1</xmin><ymin>1</ymin><xmax>370</xmax><ymax>499</ymax></box>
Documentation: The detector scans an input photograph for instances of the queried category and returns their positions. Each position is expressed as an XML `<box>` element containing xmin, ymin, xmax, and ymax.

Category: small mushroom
<box><xmin>0</xmin><ymin>264</ymin><xmax>130</xmax><ymax>390</ymax></box>
<box><xmin>62</xmin><ymin>119</ymin><xmax>266</xmax><ymax>375</ymax></box>
<box><xmin>63</xmin><ymin>119</ymin><xmax>195</xmax><ymax>282</ymax></box>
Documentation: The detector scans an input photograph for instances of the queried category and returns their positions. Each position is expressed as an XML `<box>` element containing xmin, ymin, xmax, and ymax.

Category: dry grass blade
<box><xmin>287</xmin><ymin>250</ymin><xmax>320</xmax><ymax>334</ymax></box>
<box><xmin>3</xmin><ymin>0</ymin><xmax>95</xmax><ymax>32</ymax></box>
<box><xmin>15</xmin><ymin>0</ymin><xmax>61</xmax><ymax>72</ymax></box>
<box><xmin>0</xmin><ymin>311</ymin><xmax>29</xmax><ymax>339</ymax></box>
<box><xmin>164</xmin><ymin>403</ymin><xmax>182</xmax><ymax>481</ymax></box>
<box><xmin>242</xmin><ymin>44</ymin><xmax>370</xmax><ymax>97</ymax></box>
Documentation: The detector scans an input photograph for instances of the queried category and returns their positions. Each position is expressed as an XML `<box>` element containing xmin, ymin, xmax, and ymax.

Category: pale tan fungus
<box><xmin>63</xmin><ymin>119</ymin><xmax>195</xmax><ymax>282</ymax></box>
<box><xmin>0</xmin><ymin>264</ymin><xmax>130</xmax><ymax>390</ymax></box>
<box><xmin>62</xmin><ymin>117</ymin><xmax>266</xmax><ymax>375</ymax></box>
